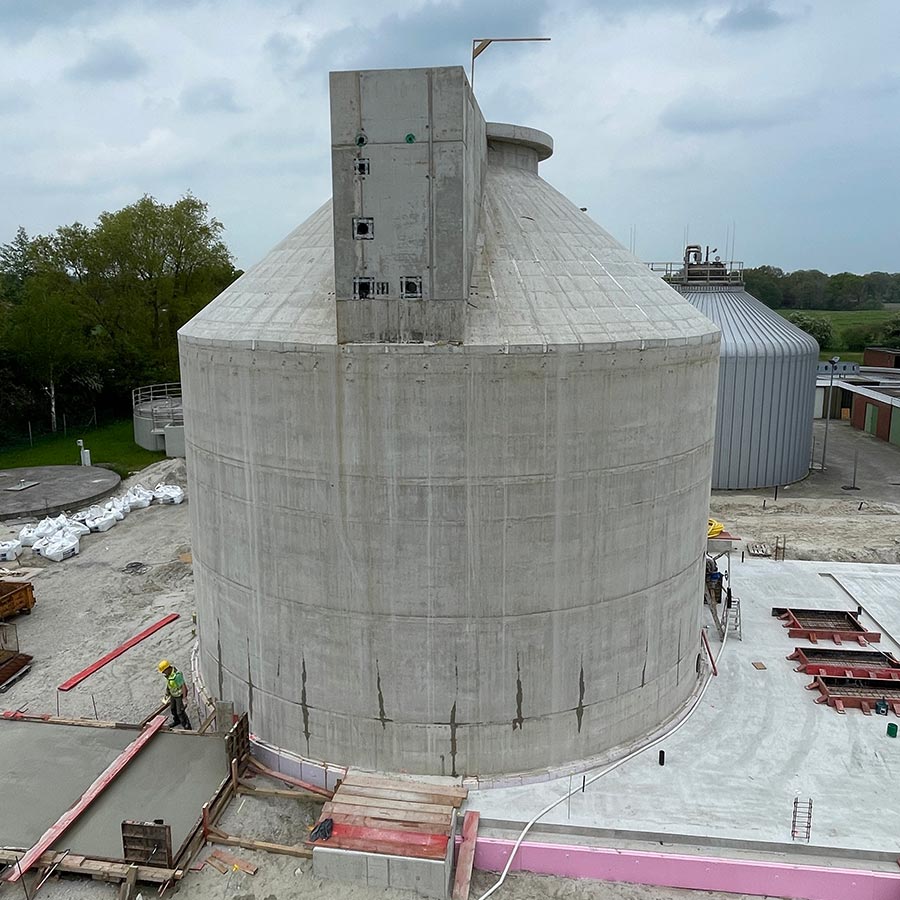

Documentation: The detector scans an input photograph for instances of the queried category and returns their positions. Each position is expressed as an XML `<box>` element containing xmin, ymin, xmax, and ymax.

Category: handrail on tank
<box><xmin>132</xmin><ymin>382</ymin><xmax>182</xmax><ymax>409</ymax></box>
<box><xmin>647</xmin><ymin>260</ymin><xmax>744</xmax><ymax>286</ymax></box>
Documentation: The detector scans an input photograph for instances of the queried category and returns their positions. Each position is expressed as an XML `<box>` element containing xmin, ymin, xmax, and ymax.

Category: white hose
<box><xmin>476</xmin><ymin>625</ymin><xmax>730</xmax><ymax>900</ymax></box>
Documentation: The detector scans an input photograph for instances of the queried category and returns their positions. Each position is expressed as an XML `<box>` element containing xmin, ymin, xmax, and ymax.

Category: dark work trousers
<box><xmin>169</xmin><ymin>694</ymin><xmax>193</xmax><ymax>729</ymax></box>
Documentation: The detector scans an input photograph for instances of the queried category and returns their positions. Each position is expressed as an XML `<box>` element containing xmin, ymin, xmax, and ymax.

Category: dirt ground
<box><xmin>1</xmin><ymin>459</ymin><xmax>783</xmax><ymax>899</ymax></box>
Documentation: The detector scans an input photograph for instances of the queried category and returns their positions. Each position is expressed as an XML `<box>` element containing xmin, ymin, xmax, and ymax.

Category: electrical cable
<box><xmin>475</xmin><ymin>623</ymin><xmax>730</xmax><ymax>900</ymax></box>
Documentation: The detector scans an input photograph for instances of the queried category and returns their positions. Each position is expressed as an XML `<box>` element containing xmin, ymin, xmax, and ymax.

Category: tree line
<box><xmin>0</xmin><ymin>195</ymin><xmax>240</xmax><ymax>445</ymax></box>
<box><xmin>743</xmin><ymin>266</ymin><xmax>900</xmax><ymax>311</ymax></box>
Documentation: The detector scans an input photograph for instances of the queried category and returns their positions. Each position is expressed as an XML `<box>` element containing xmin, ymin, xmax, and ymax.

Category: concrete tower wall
<box><xmin>331</xmin><ymin>67</ymin><xmax>486</xmax><ymax>344</ymax></box>
<box><xmin>181</xmin><ymin>337</ymin><xmax>716</xmax><ymax>776</ymax></box>
<box><xmin>179</xmin><ymin>66</ymin><xmax>721</xmax><ymax>776</ymax></box>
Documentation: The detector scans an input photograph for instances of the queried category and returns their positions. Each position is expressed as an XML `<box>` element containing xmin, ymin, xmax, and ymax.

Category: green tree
<box><xmin>743</xmin><ymin>266</ymin><xmax>785</xmax><ymax>308</ymax></box>
<box><xmin>840</xmin><ymin>323</ymin><xmax>880</xmax><ymax>352</ymax></box>
<box><xmin>881</xmin><ymin>315</ymin><xmax>900</xmax><ymax>347</ymax></box>
<box><xmin>827</xmin><ymin>272</ymin><xmax>876</xmax><ymax>310</ymax></box>
<box><xmin>785</xmin><ymin>313</ymin><xmax>831</xmax><ymax>348</ymax></box>
<box><xmin>782</xmin><ymin>269</ymin><xmax>828</xmax><ymax>309</ymax></box>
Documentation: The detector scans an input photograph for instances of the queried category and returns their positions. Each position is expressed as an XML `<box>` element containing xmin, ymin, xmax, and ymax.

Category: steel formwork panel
<box><xmin>808</xmin><ymin>674</ymin><xmax>900</xmax><ymax>715</ymax></box>
<box><xmin>772</xmin><ymin>607</ymin><xmax>880</xmax><ymax>645</ymax></box>
<box><xmin>789</xmin><ymin>646</ymin><xmax>900</xmax><ymax>678</ymax></box>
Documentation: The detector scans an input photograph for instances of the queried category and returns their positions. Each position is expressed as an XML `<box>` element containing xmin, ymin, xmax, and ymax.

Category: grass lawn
<box><xmin>772</xmin><ymin>308</ymin><xmax>897</xmax><ymax>330</ymax></box>
<box><xmin>0</xmin><ymin>419</ymin><xmax>165</xmax><ymax>479</ymax></box>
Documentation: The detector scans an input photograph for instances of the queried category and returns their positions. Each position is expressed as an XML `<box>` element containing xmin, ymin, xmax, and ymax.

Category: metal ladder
<box><xmin>726</xmin><ymin>597</ymin><xmax>742</xmax><ymax>640</ymax></box>
<box><xmin>791</xmin><ymin>797</ymin><xmax>813</xmax><ymax>842</ymax></box>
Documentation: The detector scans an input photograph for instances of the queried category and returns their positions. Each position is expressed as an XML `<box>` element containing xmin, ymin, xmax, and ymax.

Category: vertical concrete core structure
<box><xmin>179</xmin><ymin>67</ymin><xmax>720</xmax><ymax>776</ymax></box>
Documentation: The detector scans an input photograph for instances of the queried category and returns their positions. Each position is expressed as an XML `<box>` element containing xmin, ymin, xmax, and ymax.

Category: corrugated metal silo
<box><xmin>178</xmin><ymin>68</ymin><xmax>721</xmax><ymax>776</ymax></box>
<box><xmin>665</xmin><ymin>247</ymin><xmax>818</xmax><ymax>489</ymax></box>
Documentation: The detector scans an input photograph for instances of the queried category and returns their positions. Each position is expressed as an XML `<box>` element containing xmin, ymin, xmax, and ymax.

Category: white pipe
<box><xmin>476</xmin><ymin>625</ymin><xmax>730</xmax><ymax>900</ymax></box>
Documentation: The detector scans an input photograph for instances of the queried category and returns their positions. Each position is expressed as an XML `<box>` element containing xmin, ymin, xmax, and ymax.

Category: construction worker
<box><xmin>158</xmin><ymin>660</ymin><xmax>192</xmax><ymax>729</ymax></box>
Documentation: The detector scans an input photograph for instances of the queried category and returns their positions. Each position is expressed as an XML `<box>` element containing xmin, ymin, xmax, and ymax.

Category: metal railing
<box><xmin>647</xmin><ymin>260</ymin><xmax>744</xmax><ymax>286</ymax></box>
<box><xmin>133</xmin><ymin>383</ymin><xmax>184</xmax><ymax>431</ymax></box>
<box><xmin>132</xmin><ymin>382</ymin><xmax>182</xmax><ymax>408</ymax></box>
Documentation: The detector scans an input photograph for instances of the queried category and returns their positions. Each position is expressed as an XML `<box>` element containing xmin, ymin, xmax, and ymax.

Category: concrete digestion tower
<box><xmin>663</xmin><ymin>246</ymin><xmax>818</xmax><ymax>490</ymax></box>
<box><xmin>179</xmin><ymin>67</ymin><xmax>720</xmax><ymax>777</ymax></box>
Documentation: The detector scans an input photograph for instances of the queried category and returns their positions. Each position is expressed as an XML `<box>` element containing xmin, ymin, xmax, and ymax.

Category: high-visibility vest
<box><xmin>166</xmin><ymin>669</ymin><xmax>184</xmax><ymax>698</ymax></box>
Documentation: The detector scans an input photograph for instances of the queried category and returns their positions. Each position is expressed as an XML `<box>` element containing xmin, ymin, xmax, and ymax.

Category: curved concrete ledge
<box><xmin>486</xmin><ymin>122</ymin><xmax>554</xmax><ymax>160</ymax></box>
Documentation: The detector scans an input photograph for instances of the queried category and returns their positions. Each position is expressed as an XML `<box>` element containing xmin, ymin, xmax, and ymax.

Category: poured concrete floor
<box><xmin>0</xmin><ymin>719</ymin><xmax>226</xmax><ymax>860</ymax></box>
<box><xmin>0</xmin><ymin>466</ymin><xmax>120</xmax><ymax>521</ymax></box>
<box><xmin>467</xmin><ymin>558</ymin><xmax>900</xmax><ymax>859</ymax></box>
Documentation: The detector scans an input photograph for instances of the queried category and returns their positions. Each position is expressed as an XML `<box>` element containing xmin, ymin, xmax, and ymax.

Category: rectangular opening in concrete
<box><xmin>400</xmin><ymin>276</ymin><xmax>422</xmax><ymax>299</ymax></box>
<box><xmin>353</xmin><ymin>277</ymin><xmax>374</xmax><ymax>300</ymax></box>
<box><xmin>352</xmin><ymin>217</ymin><xmax>374</xmax><ymax>240</ymax></box>
<box><xmin>354</xmin><ymin>159</ymin><xmax>370</xmax><ymax>176</ymax></box>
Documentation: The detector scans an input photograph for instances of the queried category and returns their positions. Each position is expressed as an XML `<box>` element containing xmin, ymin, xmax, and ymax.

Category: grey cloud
<box><xmin>660</xmin><ymin>94</ymin><xmax>809</xmax><ymax>133</ymax></box>
<box><xmin>64</xmin><ymin>38</ymin><xmax>148</xmax><ymax>83</ymax></box>
<box><xmin>0</xmin><ymin>84</ymin><xmax>32</xmax><ymax>115</ymax></box>
<box><xmin>715</xmin><ymin>1</ymin><xmax>789</xmax><ymax>33</ymax></box>
<box><xmin>268</xmin><ymin>0</ymin><xmax>551</xmax><ymax>81</ymax></box>
<box><xmin>0</xmin><ymin>0</ymin><xmax>113</xmax><ymax>41</ymax></box>
<box><xmin>180</xmin><ymin>79</ymin><xmax>243</xmax><ymax>114</ymax></box>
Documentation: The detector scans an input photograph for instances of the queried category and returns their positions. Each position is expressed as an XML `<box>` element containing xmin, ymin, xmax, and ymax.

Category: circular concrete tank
<box><xmin>179</xmin><ymin>119</ymin><xmax>720</xmax><ymax>777</ymax></box>
<box><xmin>680</xmin><ymin>289</ymin><xmax>818</xmax><ymax>489</ymax></box>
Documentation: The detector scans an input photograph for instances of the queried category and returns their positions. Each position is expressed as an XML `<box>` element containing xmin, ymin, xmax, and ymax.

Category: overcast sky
<box><xmin>1</xmin><ymin>0</ymin><xmax>897</xmax><ymax>274</ymax></box>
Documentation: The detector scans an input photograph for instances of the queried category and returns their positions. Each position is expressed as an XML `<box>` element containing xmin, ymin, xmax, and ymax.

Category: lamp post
<box><xmin>821</xmin><ymin>355</ymin><xmax>840</xmax><ymax>470</ymax></box>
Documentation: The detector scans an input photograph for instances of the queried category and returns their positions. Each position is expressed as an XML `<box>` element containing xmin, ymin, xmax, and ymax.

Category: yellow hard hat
<box><xmin>158</xmin><ymin>659</ymin><xmax>170</xmax><ymax>673</ymax></box>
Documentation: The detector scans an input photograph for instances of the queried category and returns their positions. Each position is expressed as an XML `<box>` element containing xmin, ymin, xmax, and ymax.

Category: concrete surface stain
<box><xmin>246</xmin><ymin>639</ymin><xmax>254</xmax><ymax>719</ymax></box>
<box><xmin>301</xmin><ymin>656</ymin><xmax>311</xmax><ymax>753</ymax></box>
<box><xmin>512</xmin><ymin>652</ymin><xmax>524</xmax><ymax>731</ymax></box>
<box><xmin>376</xmin><ymin>660</ymin><xmax>389</xmax><ymax>729</ymax></box>
<box><xmin>576</xmin><ymin>662</ymin><xmax>585</xmax><ymax>733</ymax></box>
<box><xmin>449</xmin><ymin>700</ymin><xmax>458</xmax><ymax>778</ymax></box>
<box><xmin>216</xmin><ymin>623</ymin><xmax>224</xmax><ymax>699</ymax></box>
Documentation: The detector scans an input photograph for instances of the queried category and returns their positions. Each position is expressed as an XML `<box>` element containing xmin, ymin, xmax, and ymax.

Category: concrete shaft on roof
<box><xmin>178</xmin><ymin>66</ymin><xmax>720</xmax><ymax>776</ymax></box>
<box><xmin>679</xmin><ymin>289</ymin><xmax>817</xmax><ymax>490</ymax></box>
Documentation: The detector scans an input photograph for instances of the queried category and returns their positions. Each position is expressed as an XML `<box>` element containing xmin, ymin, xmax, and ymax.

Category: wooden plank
<box><xmin>117</xmin><ymin>865</ymin><xmax>137</xmax><ymax>900</ymax></box>
<box><xmin>5</xmin><ymin>715</ymin><xmax>166</xmax><ymax>883</ymax></box>
<box><xmin>58</xmin><ymin>615</ymin><xmax>180</xmax><ymax>691</ymax></box>
<box><xmin>248</xmin><ymin>758</ymin><xmax>334</xmax><ymax>799</ymax></box>
<box><xmin>451</xmin><ymin>811</ymin><xmax>479</xmax><ymax>900</ymax></box>
<box><xmin>342</xmin><ymin>771</ymin><xmax>467</xmax><ymax>803</ymax></box>
<box><xmin>316</xmin><ymin>834</ymin><xmax>446</xmax><ymax>861</ymax></box>
<box><xmin>324</xmin><ymin>800</ymin><xmax>453</xmax><ymax>826</ymax></box>
<box><xmin>330</xmin><ymin>792</ymin><xmax>454</xmax><ymax>816</ymax></box>
<box><xmin>0</xmin><ymin>850</ymin><xmax>180</xmax><ymax>884</ymax></box>
<box><xmin>210</xmin><ymin>849</ymin><xmax>258</xmax><ymax>875</ymax></box>
<box><xmin>330</xmin><ymin>822</ymin><xmax>447</xmax><ymax>852</ymax></box>
<box><xmin>325</xmin><ymin>811</ymin><xmax>453</xmax><ymax>836</ymax></box>
<box><xmin>209</xmin><ymin>831</ymin><xmax>312</xmax><ymax>860</ymax></box>
<box><xmin>338</xmin><ymin>783</ymin><xmax>463</xmax><ymax>808</ymax></box>
<box><xmin>237</xmin><ymin>780</ymin><xmax>326</xmax><ymax>801</ymax></box>
<box><xmin>206</xmin><ymin>856</ymin><xmax>230</xmax><ymax>874</ymax></box>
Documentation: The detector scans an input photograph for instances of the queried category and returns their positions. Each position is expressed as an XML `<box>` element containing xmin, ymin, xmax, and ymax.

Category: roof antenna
<box><xmin>471</xmin><ymin>37</ymin><xmax>551</xmax><ymax>88</ymax></box>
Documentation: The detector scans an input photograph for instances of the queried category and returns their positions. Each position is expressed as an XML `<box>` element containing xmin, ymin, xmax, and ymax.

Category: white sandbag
<box><xmin>62</xmin><ymin>519</ymin><xmax>90</xmax><ymax>537</ymax></box>
<box><xmin>104</xmin><ymin>501</ymin><xmax>125</xmax><ymax>521</ymax></box>
<box><xmin>18</xmin><ymin>524</ymin><xmax>38</xmax><ymax>546</ymax></box>
<box><xmin>38</xmin><ymin>532</ymin><xmax>80</xmax><ymax>562</ymax></box>
<box><xmin>125</xmin><ymin>485</ymin><xmax>153</xmax><ymax>509</ymax></box>
<box><xmin>34</xmin><ymin>516</ymin><xmax>63</xmax><ymax>539</ymax></box>
<box><xmin>86</xmin><ymin>510</ymin><xmax>117</xmax><ymax>533</ymax></box>
<box><xmin>0</xmin><ymin>539</ymin><xmax>22</xmax><ymax>561</ymax></box>
<box><xmin>153</xmin><ymin>483</ymin><xmax>184</xmax><ymax>505</ymax></box>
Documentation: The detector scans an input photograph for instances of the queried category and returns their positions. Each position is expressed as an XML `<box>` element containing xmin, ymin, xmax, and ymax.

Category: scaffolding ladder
<box><xmin>726</xmin><ymin>597</ymin><xmax>742</xmax><ymax>640</ymax></box>
<box><xmin>791</xmin><ymin>797</ymin><xmax>813</xmax><ymax>842</ymax></box>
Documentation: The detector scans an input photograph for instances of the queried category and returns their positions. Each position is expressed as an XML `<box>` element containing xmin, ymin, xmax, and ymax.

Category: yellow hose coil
<box><xmin>707</xmin><ymin>518</ymin><xmax>725</xmax><ymax>538</ymax></box>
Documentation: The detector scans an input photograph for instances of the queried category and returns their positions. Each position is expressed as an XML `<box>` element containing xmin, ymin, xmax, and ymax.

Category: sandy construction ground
<box><xmin>710</xmin><ymin>494</ymin><xmax>900</xmax><ymax>563</ymax></box>
<box><xmin>1</xmin><ymin>460</ymin><xmax>781</xmax><ymax>899</ymax></box>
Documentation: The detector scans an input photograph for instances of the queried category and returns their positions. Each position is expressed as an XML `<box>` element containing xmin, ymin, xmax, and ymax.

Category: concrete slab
<box><xmin>466</xmin><ymin>558</ymin><xmax>900</xmax><ymax>856</ymax></box>
<box><xmin>0</xmin><ymin>719</ymin><xmax>226</xmax><ymax>861</ymax></box>
<box><xmin>0</xmin><ymin>466</ymin><xmax>120</xmax><ymax>521</ymax></box>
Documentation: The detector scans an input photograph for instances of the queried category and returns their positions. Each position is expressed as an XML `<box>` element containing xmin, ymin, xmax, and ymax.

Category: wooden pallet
<box><xmin>0</xmin><ymin>653</ymin><xmax>33</xmax><ymax>694</ymax></box>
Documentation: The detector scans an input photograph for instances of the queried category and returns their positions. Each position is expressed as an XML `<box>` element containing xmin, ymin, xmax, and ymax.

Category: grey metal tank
<box><xmin>661</xmin><ymin>247</ymin><xmax>818</xmax><ymax>489</ymax></box>
<box><xmin>178</xmin><ymin>67</ymin><xmax>720</xmax><ymax>776</ymax></box>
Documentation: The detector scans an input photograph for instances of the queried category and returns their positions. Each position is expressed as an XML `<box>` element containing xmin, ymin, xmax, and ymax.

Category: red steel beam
<box><xmin>58</xmin><ymin>613</ymin><xmax>180</xmax><ymax>691</ymax></box>
<box><xmin>5</xmin><ymin>714</ymin><xmax>166</xmax><ymax>882</ymax></box>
